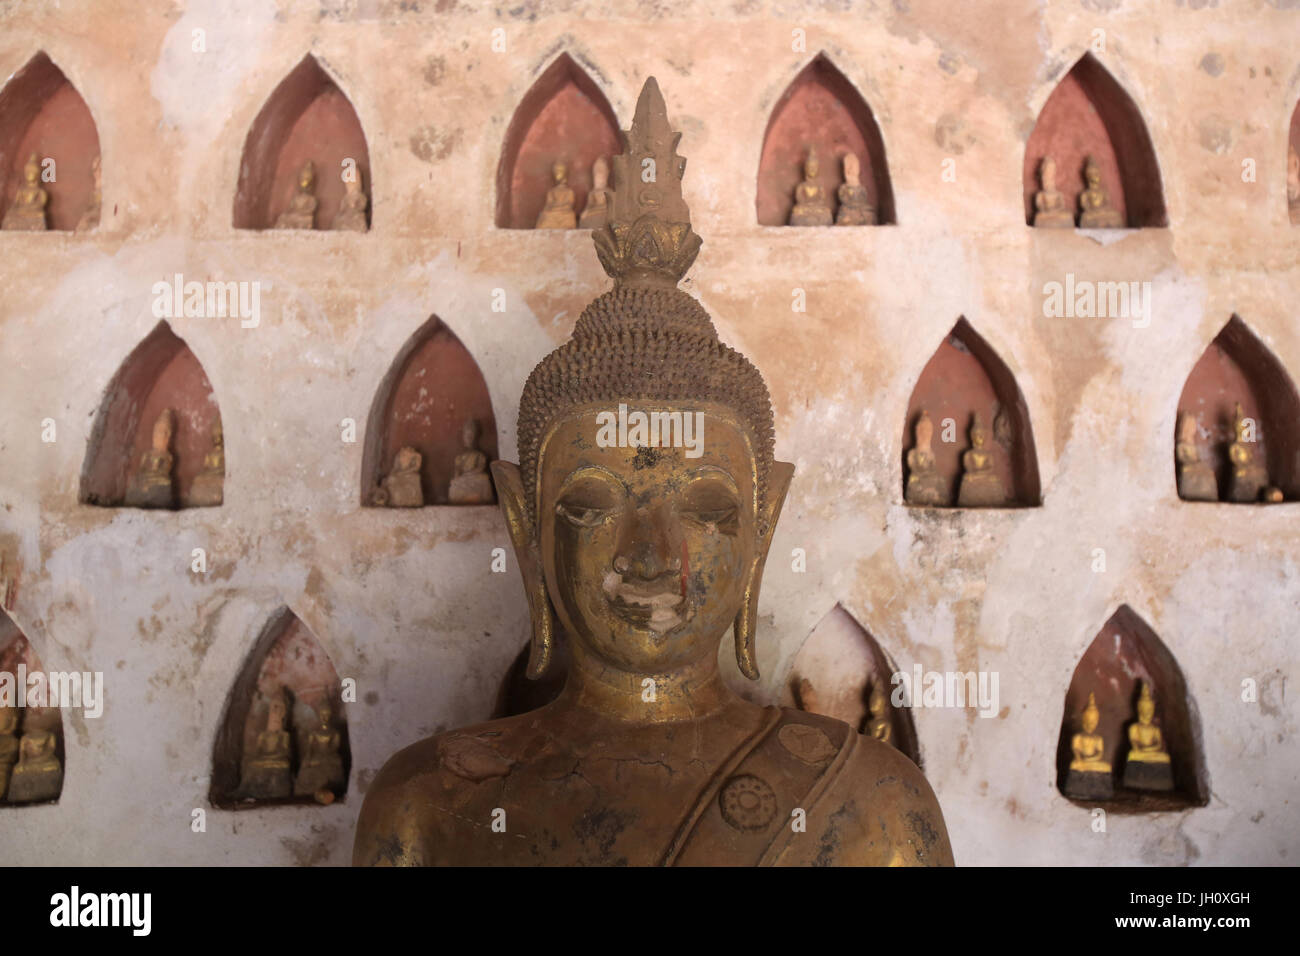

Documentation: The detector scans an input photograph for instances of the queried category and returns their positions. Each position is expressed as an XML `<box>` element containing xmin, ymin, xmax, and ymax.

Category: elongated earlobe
<box><xmin>491</xmin><ymin>461</ymin><xmax>555</xmax><ymax>679</ymax></box>
<box><xmin>733</xmin><ymin>461</ymin><xmax>794</xmax><ymax>681</ymax></box>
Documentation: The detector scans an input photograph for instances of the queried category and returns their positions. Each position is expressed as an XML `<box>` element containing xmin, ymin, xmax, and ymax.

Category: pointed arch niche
<box><xmin>0</xmin><ymin>52</ymin><xmax>100</xmax><ymax>231</ymax></box>
<box><xmin>361</xmin><ymin>315</ymin><xmax>498</xmax><ymax>507</ymax></box>
<box><xmin>233</xmin><ymin>54</ymin><xmax>371</xmax><ymax>231</ymax></box>
<box><xmin>1023</xmin><ymin>53</ymin><xmax>1166</xmax><ymax>228</ymax></box>
<box><xmin>1287</xmin><ymin>98</ymin><xmax>1300</xmax><ymax>224</ymax></box>
<box><xmin>779</xmin><ymin>604</ymin><xmax>921</xmax><ymax>767</ymax></box>
<box><xmin>756</xmin><ymin>53</ymin><xmax>894</xmax><ymax>226</ymax></box>
<box><xmin>210</xmin><ymin>608</ymin><xmax>350</xmax><ymax>809</ymax></box>
<box><xmin>1055</xmin><ymin>606</ymin><xmax>1207</xmax><ymax>812</ymax></box>
<box><xmin>0</xmin><ymin>610</ymin><xmax>65</xmax><ymax>806</ymax></box>
<box><xmin>1175</xmin><ymin>316</ymin><xmax>1300</xmax><ymax>503</ymax></box>
<box><xmin>495</xmin><ymin>53</ymin><xmax>621</xmax><ymax>229</ymax></box>
<box><xmin>903</xmin><ymin>318</ymin><xmax>1041</xmax><ymax>508</ymax></box>
<box><xmin>80</xmin><ymin>321</ymin><xmax>223</xmax><ymax>509</ymax></box>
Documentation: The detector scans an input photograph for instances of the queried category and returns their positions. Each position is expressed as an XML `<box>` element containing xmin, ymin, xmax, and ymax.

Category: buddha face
<box><xmin>804</xmin><ymin>154</ymin><xmax>819</xmax><ymax>180</ymax></box>
<box><xmin>299</xmin><ymin>163</ymin><xmax>315</xmax><ymax>191</ymax></box>
<box><xmin>970</xmin><ymin>421</ymin><xmax>987</xmax><ymax>449</ymax></box>
<box><xmin>537</xmin><ymin>404</ymin><xmax>760</xmax><ymax>674</ymax></box>
<box><xmin>395</xmin><ymin>446</ymin><xmax>421</xmax><ymax>473</ymax></box>
<box><xmin>843</xmin><ymin>153</ymin><xmax>860</xmax><ymax>187</ymax></box>
<box><xmin>1039</xmin><ymin>157</ymin><xmax>1057</xmax><ymax>191</ymax></box>
<box><xmin>1081</xmin><ymin>703</ymin><xmax>1099</xmax><ymax>735</ymax></box>
<box><xmin>318</xmin><ymin>703</ymin><xmax>333</xmax><ymax>728</ymax></box>
<box><xmin>1084</xmin><ymin>160</ymin><xmax>1101</xmax><ymax>189</ymax></box>
<box><xmin>267</xmin><ymin>696</ymin><xmax>286</xmax><ymax>731</ymax></box>
<box><xmin>553</xmin><ymin>161</ymin><xmax>568</xmax><ymax>185</ymax></box>
<box><xmin>23</xmin><ymin>154</ymin><xmax>39</xmax><ymax>184</ymax></box>
<box><xmin>1137</xmin><ymin>697</ymin><xmax>1154</xmax><ymax>725</ymax></box>
<box><xmin>915</xmin><ymin>411</ymin><xmax>933</xmax><ymax>449</ymax></box>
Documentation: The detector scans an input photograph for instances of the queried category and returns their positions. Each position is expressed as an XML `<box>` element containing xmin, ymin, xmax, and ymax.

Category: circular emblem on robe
<box><xmin>719</xmin><ymin>774</ymin><xmax>778</xmax><ymax>832</ymax></box>
<box><xmin>778</xmin><ymin>723</ymin><xmax>837</xmax><ymax>764</ymax></box>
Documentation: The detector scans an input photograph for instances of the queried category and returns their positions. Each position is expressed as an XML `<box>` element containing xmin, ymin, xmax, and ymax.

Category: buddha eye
<box><xmin>556</xmin><ymin>476</ymin><xmax>622</xmax><ymax>528</ymax></box>
<box><xmin>679</xmin><ymin>479</ymin><xmax>740</xmax><ymax>533</ymax></box>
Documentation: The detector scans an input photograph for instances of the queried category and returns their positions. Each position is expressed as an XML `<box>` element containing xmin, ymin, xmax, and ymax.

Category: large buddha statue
<box><xmin>237</xmin><ymin>689</ymin><xmax>293</xmax><ymax>801</ymax></box>
<box><xmin>955</xmin><ymin>413</ymin><xmax>1006</xmax><ymax>507</ymax></box>
<box><xmin>7</xmin><ymin>720</ymin><xmax>62</xmax><ymax>804</ymax></box>
<box><xmin>354</xmin><ymin>78</ymin><xmax>952</xmax><ymax>867</ymax></box>
<box><xmin>124</xmin><ymin>408</ymin><xmax>176</xmax><ymax>509</ymax></box>
<box><xmin>1175</xmin><ymin>411</ymin><xmax>1217</xmax><ymax>501</ymax></box>
<box><xmin>190</xmin><ymin>418</ymin><xmax>225</xmax><ymax>507</ymax></box>
<box><xmin>1227</xmin><ymin>403</ymin><xmax>1271</xmax><ymax>503</ymax></box>
<box><xmin>0</xmin><ymin>704</ymin><xmax>18</xmax><ymax>801</ymax></box>
<box><xmin>1077</xmin><ymin>155</ymin><xmax>1123</xmax><ymax>229</ymax></box>
<box><xmin>3</xmin><ymin>153</ymin><xmax>48</xmax><ymax>231</ymax></box>
<box><xmin>835</xmin><ymin>153</ymin><xmax>875</xmax><ymax>226</ymax></box>
<box><xmin>1122</xmin><ymin>682</ymin><xmax>1173</xmax><ymax>791</ymax></box>
<box><xmin>1031</xmin><ymin>155</ymin><xmax>1073</xmax><ymax>228</ymax></box>
<box><xmin>535</xmin><ymin>160</ymin><xmax>577</xmax><ymax>230</ymax></box>
<box><xmin>1063</xmin><ymin>691</ymin><xmax>1112</xmax><ymax>799</ymax></box>
<box><xmin>447</xmin><ymin>417</ymin><xmax>494</xmax><ymax>504</ymax></box>
<box><xmin>275</xmin><ymin>160</ymin><xmax>317</xmax><ymax>230</ymax></box>
<box><xmin>788</xmin><ymin>146</ymin><xmax>833</xmax><ymax>226</ymax></box>
<box><xmin>294</xmin><ymin>701</ymin><xmax>345</xmax><ymax>803</ymax></box>
<box><xmin>578</xmin><ymin>156</ymin><xmax>612</xmax><ymax>229</ymax></box>
<box><xmin>905</xmin><ymin>409</ymin><xmax>948</xmax><ymax>506</ymax></box>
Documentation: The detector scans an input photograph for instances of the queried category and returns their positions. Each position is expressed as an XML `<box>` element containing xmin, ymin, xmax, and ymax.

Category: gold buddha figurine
<box><xmin>0</xmin><ymin>704</ymin><xmax>18</xmax><ymax>801</ymax></box>
<box><xmin>332</xmin><ymin>169</ymin><xmax>369</xmax><ymax>232</ymax></box>
<box><xmin>237</xmin><ymin>689</ymin><xmax>293</xmax><ymax>801</ymax></box>
<box><xmin>124</xmin><ymin>408</ymin><xmax>177</xmax><ymax>509</ymax></box>
<box><xmin>7</xmin><ymin>721</ymin><xmax>62</xmax><ymax>804</ymax></box>
<box><xmin>1175</xmin><ymin>411</ymin><xmax>1217</xmax><ymax>501</ymax></box>
<box><xmin>1288</xmin><ymin>146</ymin><xmax>1300</xmax><ymax>224</ymax></box>
<box><xmin>375</xmin><ymin>446</ymin><xmax>424</xmax><ymax>508</ymax></box>
<box><xmin>189</xmin><ymin>418</ymin><xmax>225</xmax><ymax>507</ymax></box>
<box><xmin>1077</xmin><ymin>155</ymin><xmax>1124</xmax><ymax>229</ymax></box>
<box><xmin>354</xmin><ymin>77</ymin><xmax>953</xmax><ymax>867</ymax></box>
<box><xmin>788</xmin><ymin>146</ymin><xmax>833</xmax><ymax>227</ymax></box>
<box><xmin>3</xmin><ymin>152</ymin><xmax>48</xmax><ymax>231</ymax></box>
<box><xmin>535</xmin><ymin>160</ymin><xmax>577</xmax><ymax>230</ymax></box>
<box><xmin>955</xmin><ymin>413</ymin><xmax>1007</xmax><ymax>507</ymax></box>
<box><xmin>835</xmin><ymin>153</ymin><xmax>875</xmax><ymax>225</ymax></box>
<box><xmin>1063</xmin><ymin>692</ymin><xmax>1113</xmax><ymax>800</ymax></box>
<box><xmin>1122</xmin><ymin>682</ymin><xmax>1174</xmax><ymax>791</ymax></box>
<box><xmin>1032</xmin><ymin>155</ymin><xmax>1074</xmax><ymax>228</ymax></box>
<box><xmin>1227</xmin><ymin>402</ymin><xmax>1272</xmax><ymax>503</ymax></box>
<box><xmin>864</xmin><ymin>680</ymin><xmax>893</xmax><ymax>747</ymax></box>
<box><xmin>905</xmin><ymin>409</ymin><xmax>948</xmax><ymax>506</ymax></box>
<box><xmin>75</xmin><ymin>154</ymin><xmax>102</xmax><ymax>233</ymax></box>
<box><xmin>294</xmin><ymin>701</ymin><xmax>345</xmax><ymax>803</ymax></box>
<box><xmin>447</xmin><ymin>418</ymin><xmax>494</xmax><ymax>504</ymax></box>
<box><xmin>578</xmin><ymin>156</ymin><xmax>613</xmax><ymax>229</ymax></box>
<box><xmin>275</xmin><ymin>160</ymin><xmax>318</xmax><ymax>230</ymax></box>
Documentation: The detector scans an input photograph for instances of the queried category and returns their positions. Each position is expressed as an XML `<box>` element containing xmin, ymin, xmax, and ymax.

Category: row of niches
<box><xmin>1</xmin><ymin>601</ymin><xmax>1211</xmax><ymax>814</ymax></box>
<box><xmin>71</xmin><ymin>312</ymin><xmax>1300</xmax><ymax>513</ymax></box>
<box><xmin>8</xmin><ymin>50</ymin><xmax>1300</xmax><ymax>233</ymax></box>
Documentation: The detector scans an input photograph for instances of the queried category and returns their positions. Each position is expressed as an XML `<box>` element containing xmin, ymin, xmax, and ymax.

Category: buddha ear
<box><xmin>733</xmin><ymin>461</ymin><xmax>795</xmax><ymax>681</ymax></box>
<box><xmin>490</xmin><ymin>461</ymin><xmax>555</xmax><ymax>679</ymax></box>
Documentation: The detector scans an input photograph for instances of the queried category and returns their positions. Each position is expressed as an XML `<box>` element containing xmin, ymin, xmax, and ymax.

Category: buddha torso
<box><xmin>1070</xmin><ymin>731</ymin><xmax>1108</xmax><ymax>770</ymax></box>
<box><xmin>962</xmin><ymin>447</ymin><xmax>990</xmax><ymax>473</ymax></box>
<box><xmin>536</xmin><ymin>182</ymin><xmax>577</xmax><ymax>229</ymax></box>
<box><xmin>251</xmin><ymin>729</ymin><xmax>290</xmax><ymax>766</ymax></box>
<box><xmin>1128</xmin><ymin>721</ymin><xmax>1166</xmax><ymax>759</ymax></box>
<box><xmin>4</xmin><ymin>178</ymin><xmax>48</xmax><ymax>230</ymax></box>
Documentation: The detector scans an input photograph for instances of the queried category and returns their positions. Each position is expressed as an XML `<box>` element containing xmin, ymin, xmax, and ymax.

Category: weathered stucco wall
<box><xmin>0</xmin><ymin>0</ymin><xmax>1297</xmax><ymax>865</ymax></box>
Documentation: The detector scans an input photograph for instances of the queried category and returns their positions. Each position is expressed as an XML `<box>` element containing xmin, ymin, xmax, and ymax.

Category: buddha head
<box><xmin>316</xmin><ymin>701</ymin><xmax>334</xmax><ymax>729</ymax></box>
<box><xmin>914</xmin><ymin>409</ymin><xmax>934</xmax><ymax>452</ymax></box>
<box><xmin>297</xmin><ymin>160</ymin><xmax>315</xmax><ymax>192</ymax></box>
<box><xmin>393</xmin><ymin>445</ymin><xmax>421</xmax><ymax>474</ymax></box>
<box><xmin>1081</xmin><ymin>692</ymin><xmax>1101</xmax><ymax>735</ymax></box>
<box><xmin>494</xmin><ymin>78</ymin><xmax>790</xmax><ymax>686</ymax></box>
<box><xmin>1038</xmin><ymin>155</ymin><xmax>1058</xmax><ymax>192</ymax></box>
<box><xmin>969</xmin><ymin>413</ymin><xmax>988</xmax><ymax>450</ymax></box>
<box><xmin>804</xmin><ymin>147</ymin><xmax>820</xmax><ymax>181</ymax></box>
<box><xmin>151</xmin><ymin>409</ymin><xmax>175</xmax><ymax>454</ymax></box>
<box><xmin>461</xmin><ymin>417</ymin><xmax>481</xmax><ymax>451</ymax></box>
<box><xmin>843</xmin><ymin>153</ymin><xmax>860</xmax><ymax>188</ymax></box>
<box><xmin>552</xmin><ymin>160</ymin><xmax>568</xmax><ymax>186</ymax></box>
<box><xmin>1083</xmin><ymin>155</ymin><xmax>1103</xmax><ymax>190</ymax></box>
<box><xmin>23</xmin><ymin>152</ymin><xmax>39</xmax><ymax>185</ymax></box>
<box><xmin>1136</xmin><ymin>682</ymin><xmax>1155</xmax><ymax>725</ymax></box>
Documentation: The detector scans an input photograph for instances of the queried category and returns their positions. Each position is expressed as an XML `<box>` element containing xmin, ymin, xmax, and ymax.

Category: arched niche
<box><xmin>902</xmin><ymin>318</ymin><xmax>1041</xmax><ymax>508</ymax></box>
<box><xmin>1055</xmin><ymin>605</ymin><xmax>1207</xmax><ymax>812</ymax></box>
<box><xmin>495</xmin><ymin>52</ymin><xmax>621</xmax><ymax>229</ymax></box>
<box><xmin>1023</xmin><ymin>53</ymin><xmax>1166</xmax><ymax>228</ymax></box>
<box><xmin>209</xmin><ymin>607</ymin><xmax>350</xmax><ymax>809</ymax></box>
<box><xmin>1287</xmin><ymin>98</ymin><xmax>1300</xmax><ymax>224</ymax></box>
<box><xmin>0</xmin><ymin>51</ymin><xmax>100</xmax><ymax>231</ymax></box>
<box><xmin>361</xmin><ymin>315</ymin><xmax>498</xmax><ymax>507</ymax></box>
<box><xmin>0</xmin><ymin>610</ymin><xmax>65</xmax><ymax>806</ymax></box>
<box><xmin>756</xmin><ymin>52</ymin><xmax>894</xmax><ymax>226</ymax></box>
<box><xmin>233</xmin><ymin>54</ymin><xmax>371</xmax><ymax>231</ymax></box>
<box><xmin>80</xmin><ymin>321</ymin><xmax>224</xmax><ymax>509</ymax></box>
<box><xmin>779</xmin><ymin>604</ymin><xmax>921</xmax><ymax>767</ymax></box>
<box><xmin>1175</xmin><ymin>316</ymin><xmax>1300</xmax><ymax>503</ymax></box>
<box><xmin>492</xmin><ymin>632</ymin><xmax>569</xmax><ymax>719</ymax></box>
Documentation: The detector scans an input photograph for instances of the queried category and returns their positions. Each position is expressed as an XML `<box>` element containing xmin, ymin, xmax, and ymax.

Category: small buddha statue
<box><xmin>1227</xmin><ymin>402</ymin><xmax>1271</xmax><ymax>503</ymax></box>
<box><xmin>75</xmin><ymin>155</ymin><xmax>102</xmax><ymax>233</ymax></box>
<box><xmin>1288</xmin><ymin>146</ymin><xmax>1300</xmax><ymax>223</ymax></box>
<box><xmin>1077</xmin><ymin>155</ymin><xmax>1124</xmax><ymax>229</ymax></box>
<box><xmin>237</xmin><ymin>689</ymin><xmax>293</xmax><ymax>801</ymax></box>
<box><xmin>578</xmin><ymin>156</ymin><xmax>612</xmax><ymax>229</ymax></box>
<box><xmin>332</xmin><ymin>169</ymin><xmax>369</xmax><ymax>232</ymax></box>
<box><xmin>3</xmin><ymin>153</ymin><xmax>48</xmax><ymax>231</ymax></box>
<box><xmin>1031</xmin><ymin>155</ymin><xmax>1074</xmax><ymax>228</ymax></box>
<box><xmin>1063</xmin><ymin>692</ymin><xmax>1113</xmax><ymax>799</ymax></box>
<box><xmin>275</xmin><ymin>160</ymin><xmax>318</xmax><ymax>230</ymax></box>
<box><xmin>788</xmin><ymin>147</ymin><xmax>833</xmax><ymax>227</ymax></box>
<box><xmin>6</xmin><ymin>722</ymin><xmax>62</xmax><ymax>804</ymax></box>
<box><xmin>905</xmin><ymin>409</ymin><xmax>949</xmax><ymax>506</ymax></box>
<box><xmin>447</xmin><ymin>418</ymin><xmax>494</xmax><ymax>504</ymax></box>
<box><xmin>835</xmin><ymin>153</ymin><xmax>875</xmax><ymax>225</ymax></box>
<box><xmin>956</xmin><ymin>413</ymin><xmax>1007</xmax><ymax>507</ymax></box>
<box><xmin>1122</xmin><ymin>682</ymin><xmax>1174</xmax><ymax>791</ymax></box>
<box><xmin>375</xmin><ymin>446</ymin><xmax>424</xmax><ymax>508</ymax></box>
<box><xmin>0</xmin><ymin>704</ymin><xmax>18</xmax><ymax>801</ymax></box>
<box><xmin>1175</xmin><ymin>411</ymin><xmax>1217</xmax><ymax>501</ymax></box>
<box><xmin>189</xmin><ymin>418</ymin><xmax>225</xmax><ymax>507</ymax></box>
<box><xmin>124</xmin><ymin>408</ymin><xmax>177</xmax><ymax>509</ymax></box>
<box><xmin>864</xmin><ymin>681</ymin><xmax>893</xmax><ymax>747</ymax></box>
<box><xmin>294</xmin><ymin>701</ymin><xmax>346</xmax><ymax>802</ymax></box>
<box><xmin>535</xmin><ymin>160</ymin><xmax>577</xmax><ymax>230</ymax></box>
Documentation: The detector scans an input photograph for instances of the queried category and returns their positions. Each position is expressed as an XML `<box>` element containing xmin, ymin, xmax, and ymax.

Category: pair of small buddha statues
<box><xmin>0</xmin><ymin>704</ymin><xmax>63</xmax><ymax>804</ymax></box>
<box><xmin>274</xmin><ymin>159</ymin><xmax>369</xmax><ymax>231</ymax></box>
<box><xmin>1032</xmin><ymin>154</ymin><xmax>1124</xmax><ymax>229</ymax></box>
<box><xmin>374</xmin><ymin>417</ymin><xmax>495</xmax><ymax>507</ymax></box>
<box><xmin>534</xmin><ymin>156</ymin><xmax>614</xmax><ymax>229</ymax></box>
<box><xmin>122</xmin><ymin>409</ymin><xmax>225</xmax><ymax>509</ymax></box>
<box><xmin>2</xmin><ymin>151</ymin><xmax>101</xmax><ymax>232</ymax></box>
<box><xmin>1176</xmin><ymin>404</ymin><xmax>1282</xmax><ymax>504</ymax></box>
<box><xmin>236</xmin><ymin>689</ymin><xmax>345</xmax><ymax>804</ymax></box>
<box><xmin>795</xmin><ymin>676</ymin><xmax>896</xmax><ymax>748</ymax></box>
<box><xmin>1065</xmin><ymin>682</ymin><xmax>1173</xmax><ymax>799</ymax></box>
<box><xmin>787</xmin><ymin>147</ymin><xmax>876</xmax><ymax>226</ymax></box>
<box><xmin>905</xmin><ymin>409</ymin><xmax>1007</xmax><ymax>508</ymax></box>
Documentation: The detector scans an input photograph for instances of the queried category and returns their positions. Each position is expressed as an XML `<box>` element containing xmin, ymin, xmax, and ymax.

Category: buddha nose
<box><xmin>615</xmin><ymin>505</ymin><xmax>682</xmax><ymax>579</ymax></box>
